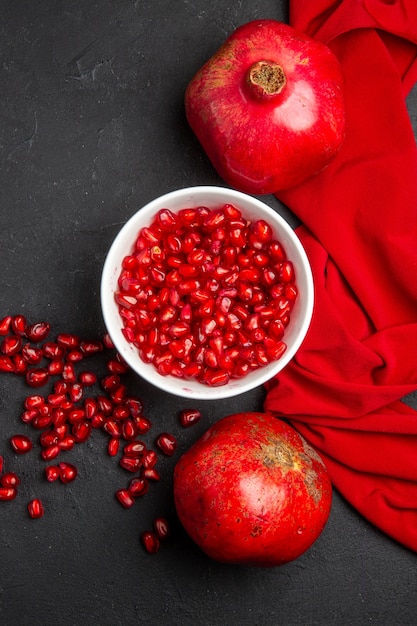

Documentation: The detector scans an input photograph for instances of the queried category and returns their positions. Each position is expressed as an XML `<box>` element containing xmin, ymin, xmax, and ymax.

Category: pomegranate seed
<box><xmin>103</xmin><ymin>419</ymin><xmax>122</xmax><ymax>438</ymax></box>
<box><xmin>121</xmin><ymin>419</ymin><xmax>137</xmax><ymax>441</ymax></box>
<box><xmin>142</xmin><ymin>468</ymin><xmax>160</xmax><ymax>481</ymax></box>
<box><xmin>179</xmin><ymin>409</ymin><xmax>202</xmax><ymax>427</ymax></box>
<box><xmin>26</xmin><ymin>368</ymin><xmax>49</xmax><ymax>388</ymax></box>
<box><xmin>141</xmin><ymin>531</ymin><xmax>160</xmax><ymax>554</ymax></box>
<box><xmin>119</xmin><ymin>455</ymin><xmax>142</xmax><ymax>472</ymax></box>
<box><xmin>59</xmin><ymin>462</ymin><xmax>78</xmax><ymax>483</ymax></box>
<box><xmin>0</xmin><ymin>487</ymin><xmax>17</xmax><ymax>501</ymax></box>
<box><xmin>0</xmin><ymin>315</ymin><xmax>12</xmax><ymax>335</ymax></box>
<box><xmin>1</xmin><ymin>472</ymin><xmax>21</xmax><ymax>488</ymax></box>
<box><xmin>39</xmin><ymin>430</ymin><xmax>59</xmax><ymax>447</ymax></box>
<box><xmin>10</xmin><ymin>434</ymin><xmax>33</xmax><ymax>454</ymax></box>
<box><xmin>153</xmin><ymin>517</ymin><xmax>170</xmax><ymax>540</ymax></box>
<box><xmin>80</xmin><ymin>340</ymin><xmax>103</xmax><ymax>355</ymax></box>
<box><xmin>1</xmin><ymin>334</ymin><xmax>23</xmax><ymax>356</ymax></box>
<box><xmin>56</xmin><ymin>333</ymin><xmax>80</xmax><ymax>349</ymax></box>
<box><xmin>72</xmin><ymin>421</ymin><xmax>92</xmax><ymax>442</ymax></box>
<box><xmin>11</xmin><ymin>314</ymin><xmax>27</xmax><ymax>336</ymax></box>
<box><xmin>107</xmin><ymin>438</ymin><xmax>120</xmax><ymax>457</ymax></box>
<box><xmin>41</xmin><ymin>444</ymin><xmax>60</xmax><ymax>461</ymax></box>
<box><xmin>103</xmin><ymin>333</ymin><xmax>115</xmax><ymax>349</ymax></box>
<box><xmin>58</xmin><ymin>435</ymin><xmax>75</xmax><ymax>451</ymax></box>
<box><xmin>115</xmin><ymin>488</ymin><xmax>135</xmax><ymax>508</ymax></box>
<box><xmin>128</xmin><ymin>477</ymin><xmax>148</xmax><ymax>497</ymax></box>
<box><xmin>45</xmin><ymin>465</ymin><xmax>60</xmax><ymax>482</ymax></box>
<box><xmin>155</xmin><ymin>433</ymin><xmax>177</xmax><ymax>456</ymax></box>
<box><xmin>124</xmin><ymin>441</ymin><xmax>146</xmax><ymax>457</ymax></box>
<box><xmin>69</xmin><ymin>383</ymin><xmax>83</xmax><ymax>403</ymax></box>
<box><xmin>62</xmin><ymin>363</ymin><xmax>77</xmax><ymax>382</ymax></box>
<box><xmin>26</xmin><ymin>321</ymin><xmax>51</xmax><ymax>342</ymax></box>
<box><xmin>0</xmin><ymin>355</ymin><xmax>15</xmax><ymax>372</ymax></box>
<box><xmin>28</xmin><ymin>499</ymin><xmax>44</xmax><ymax>519</ymax></box>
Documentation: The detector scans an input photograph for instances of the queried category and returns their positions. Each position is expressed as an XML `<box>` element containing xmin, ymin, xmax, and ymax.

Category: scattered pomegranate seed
<box><xmin>178</xmin><ymin>409</ymin><xmax>202</xmax><ymax>427</ymax></box>
<box><xmin>45</xmin><ymin>465</ymin><xmax>60</xmax><ymax>482</ymax></box>
<box><xmin>10</xmin><ymin>434</ymin><xmax>33</xmax><ymax>454</ymax></box>
<box><xmin>128</xmin><ymin>477</ymin><xmax>149</xmax><ymax>497</ymax></box>
<box><xmin>28</xmin><ymin>498</ymin><xmax>44</xmax><ymax>519</ymax></box>
<box><xmin>58</xmin><ymin>462</ymin><xmax>78</xmax><ymax>483</ymax></box>
<box><xmin>115</xmin><ymin>488</ymin><xmax>135</xmax><ymax>508</ymax></box>
<box><xmin>153</xmin><ymin>517</ymin><xmax>170</xmax><ymax>540</ymax></box>
<box><xmin>140</xmin><ymin>530</ymin><xmax>160</xmax><ymax>554</ymax></box>
<box><xmin>155</xmin><ymin>432</ymin><xmax>177</xmax><ymax>456</ymax></box>
<box><xmin>0</xmin><ymin>487</ymin><xmax>17</xmax><ymax>501</ymax></box>
<box><xmin>107</xmin><ymin>437</ymin><xmax>120</xmax><ymax>457</ymax></box>
<box><xmin>1</xmin><ymin>472</ymin><xmax>21</xmax><ymax>488</ymax></box>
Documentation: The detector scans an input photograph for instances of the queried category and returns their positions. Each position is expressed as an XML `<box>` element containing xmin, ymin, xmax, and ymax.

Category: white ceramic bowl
<box><xmin>101</xmin><ymin>186</ymin><xmax>313</xmax><ymax>400</ymax></box>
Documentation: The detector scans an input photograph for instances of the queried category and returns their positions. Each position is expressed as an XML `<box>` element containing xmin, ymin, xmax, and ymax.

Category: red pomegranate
<box><xmin>174</xmin><ymin>412</ymin><xmax>332</xmax><ymax>566</ymax></box>
<box><xmin>185</xmin><ymin>19</ymin><xmax>345</xmax><ymax>194</ymax></box>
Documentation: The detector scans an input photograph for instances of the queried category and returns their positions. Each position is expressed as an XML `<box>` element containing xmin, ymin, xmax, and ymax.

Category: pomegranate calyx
<box><xmin>246</xmin><ymin>61</ymin><xmax>286</xmax><ymax>99</ymax></box>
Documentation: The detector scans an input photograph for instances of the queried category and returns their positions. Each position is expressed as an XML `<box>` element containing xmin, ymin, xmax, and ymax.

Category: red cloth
<box><xmin>264</xmin><ymin>0</ymin><xmax>417</xmax><ymax>551</ymax></box>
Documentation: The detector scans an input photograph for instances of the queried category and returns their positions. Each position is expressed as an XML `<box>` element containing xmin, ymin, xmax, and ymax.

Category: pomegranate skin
<box><xmin>185</xmin><ymin>20</ymin><xmax>345</xmax><ymax>195</ymax></box>
<box><xmin>173</xmin><ymin>412</ymin><xmax>332</xmax><ymax>567</ymax></box>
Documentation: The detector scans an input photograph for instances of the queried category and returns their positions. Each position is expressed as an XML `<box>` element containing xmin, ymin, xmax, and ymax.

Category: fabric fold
<box><xmin>264</xmin><ymin>0</ymin><xmax>417</xmax><ymax>550</ymax></box>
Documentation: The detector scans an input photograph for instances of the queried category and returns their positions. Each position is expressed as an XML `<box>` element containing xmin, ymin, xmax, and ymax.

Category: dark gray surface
<box><xmin>1</xmin><ymin>2</ymin><xmax>416</xmax><ymax>625</ymax></box>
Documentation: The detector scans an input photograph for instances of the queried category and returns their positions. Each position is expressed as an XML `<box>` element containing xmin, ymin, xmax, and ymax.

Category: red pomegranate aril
<box><xmin>84</xmin><ymin>398</ymin><xmax>97</xmax><ymax>419</ymax></box>
<box><xmin>103</xmin><ymin>333</ymin><xmax>115</xmax><ymax>349</ymax></box>
<box><xmin>142</xmin><ymin>450</ymin><xmax>158</xmax><ymax>469</ymax></box>
<box><xmin>21</xmin><ymin>409</ymin><xmax>38</xmax><ymax>424</ymax></box>
<box><xmin>12</xmin><ymin>353</ymin><xmax>27</xmax><ymax>374</ymax></box>
<box><xmin>278</xmin><ymin>260</ymin><xmax>295</xmax><ymax>283</ymax></box>
<box><xmin>103</xmin><ymin>419</ymin><xmax>122</xmax><ymax>438</ymax></box>
<box><xmin>69</xmin><ymin>383</ymin><xmax>83</xmax><ymax>403</ymax></box>
<box><xmin>132</xmin><ymin>415</ymin><xmax>152</xmax><ymax>434</ymax></box>
<box><xmin>0</xmin><ymin>354</ymin><xmax>15</xmax><ymax>373</ymax></box>
<box><xmin>112</xmin><ymin>405</ymin><xmax>129</xmax><ymax>421</ymax></box>
<box><xmin>128</xmin><ymin>476</ymin><xmax>149</xmax><ymax>497</ymax></box>
<box><xmin>52</xmin><ymin>408</ymin><xmax>67</xmax><ymax>427</ymax></box>
<box><xmin>125</xmin><ymin>397</ymin><xmax>143</xmax><ymax>417</ymax></box>
<box><xmin>179</xmin><ymin>409</ymin><xmax>202</xmax><ymax>428</ymax></box>
<box><xmin>80</xmin><ymin>340</ymin><xmax>103</xmax><ymax>355</ymax></box>
<box><xmin>48</xmin><ymin>360</ymin><xmax>64</xmax><ymax>376</ymax></box>
<box><xmin>41</xmin><ymin>444</ymin><xmax>60</xmax><ymax>461</ymax></box>
<box><xmin>120</xmin><ymin>455</ymin><xmax>142</xmax><ymax>472</ymax></box>
<box><xmin>43</xmin><ymin>342</ymin><xmax>65</xmax><ymax>360</ymax></box>
<box><xmin>26</xmin><ymin>321</ymin><xmax>51</xmax><ymax>342</ymax></box>
<box><xmin>39</xmin><ymin>430</ymin><xmax>59</xmax><ymax>447</ymax></box>
<box><xmin>156</xmin><ymin>433</ymin><xmax>177</xmax><ymax>456</ymax></box>
<box><xmin>25</xmin><ymin>368</ymin><xmax>49</xmax><ymax>388</ymax></box>
<box><xmin>153</xmin><ymin>517</ymin><xmax>170</xmax><ymax>540</ymax></box>
<box><xmin>59</xmin><ymin>462</ymin><xmax>78</xmax><ymax>483</ymax></box>
<box><xmin>58</xmin><ymin>436</ymin><xmax>75</xmax><ymax>451</ymax></box>
<box><xmin>54</xmin><ymin>423</ymin><xmax>69</xmax><ymax>439</ymax></box>
<box><xmin>106</xmin><ymin>359</ymin><xmax>129</xmax><ymax>375</ymax></box>
<box><xmin>116</xmin><ymin>488</ymin><xmax>135</xmax><ymax>509</ymax></box>
<box><xmin>141</xmin><ymin>531</ymin><xmax>160</xmax><ymax>554</ymax></box>
<box><xmin>67</xmin><ymin>409</ymin><xmax>85</xmax><ymax>424</ymax></box>
<box><xmin>0</xmin><ymin>487</ymin><xmax>17</xmax><ymax>501</ymax></box>
<box><xmin>10</xmin><ymin>435</ymin><xmax>33</xmax><ymax>454</ymax></box>
<box><xmin>107</xmin><ymin>437</ymin><xmax>120</xmax><ymax>457</ymax></box>
<box><xmin>1</xmin><ymin>335</ymin><xmax>23</xmax><ymax>356</ymax></box>
<box><xmin>56</xmin><ymin>333</ymin><xmax>80</xmax><ymax>349</ymax></box>
<box><xmin>124</xmin><ymin>441</ymin><xmax>146</xmax><ymax>457</ymax></box>
<box><xmin>66</xmin><ymin>349</ymin><xmax>84</xmax><ymax>363</ymax></box>
<box><xmin>28</xmin><ymin>498</ymin><xmax>44</xmax><ymax>519</ymax></box>
<box><xmin>110</xmin><ymin>385</ymin><xmax>127</xmax><ymax>405</ymax></box>
<box><xmin>122</xmin><ymin>419</ymin><xmax>137</xmax><ymax>441</ymax></box>
<box><xmin>97</xmin><ymin>396</ymin><xmax>113</xmax><ymax>415</ymax></box>
<box><xmin>0</xmin><ymin>315</ymin><xmax>12</xmax><ymax>335</ymax></box>
<box><xmin>45</xmin><ymin>465</ymin><xmax>60</xmax><ymax>482</ymax></box>
<box><xmin>142</xmin><ymin>468</ymin><xmax>160</xmax><ymax>482</ymax></box>
<box><xmin>264</xmin><ymin>339</ymin><xmax>287</xmax><ymax>361</ymax></box>
<box><xmin>1</xmin><ymin>472</ymin><xmax>21</xmax><ymax>488</ymax></box>
<box><xmin>11</xmin><ymin>314</ymin><xmax>27</xmax><ymax>336</ymax></box>
<box><xmin>72</xmin><ymin>421</ymin><xmax>92</xmax><ymax>443</ymax></box>
<box><xmin>91</xmin><ymin>412</ymin><xmax>105</xmax><ymax>428</ymax></box>
<box><xmin>62</xmin><ymin>363</ymin><xmax>77</xmax><ymax>382</ymax></box>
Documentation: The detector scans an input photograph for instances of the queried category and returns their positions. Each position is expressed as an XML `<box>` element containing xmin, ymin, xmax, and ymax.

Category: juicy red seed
<box><xmin>142</xmin><ymin>468</ymin><xmax>160</xmax><ymax>481</ymax></box>
<box><xmin>69</xmin><ymin>383</ymin><xmax>83</xmax><ymax>403</ymax></box>
<box><xmin>68</xmin><ymin>409</ymin><xmax>85</xmax><ymax>424</ymax></box>
<box><xmin>56</xmin><ymin>333</ymin><xmax>80</xmax><ymax>349</ymax></box>
<box><xmin>10</xmin><ymin>435</ymin><xmax>33</xmax><ymax>454</ymax></box>
<box><xmin>80</xmin><ymin>340</ymin><xmax>103</xmax><ymax>355</ymax></box>
<box><xmin>103</xmin><ymin>419</ymin><xmax>122</xmax><ymax>438</ymax></box>
<box><xmin>72</xmin><ymin>421</ymin><xmax>92</xmax><ymax>442</ymax></box>
<box><xmin>39</xmin><ymin>430</ymin><xmax>59</xmax><ymax>447</ymax></box>
<box><xmin>84</xmin><ymin>398</ymin><xmax>97</xmax><ymax>419</ymax></box>
<box><xmin>26</xmin><ymin>321</ymin><xmax>51</xmax><ymax>342</ymax></box>
<box><xmin>102</xmin><ymin>374</ymin><xmax>120</xmax><ymax>392</ymax></box>
<box><xmin>79</xmin><ymin>371</ymin><xmax>97</xmax><ymax>386</ymax></box>
<box><xmin>119</xmin><ymin>455</ymin><xmax>142</xmax><ymax>472</ymax></box>
<box><xmin>24</xmin><ymin>393</ymin><xmax>43</xmax><ymax>408</ymax></box>
<box><xmin>0</xmin><ymin>315</ymin><xmax>12</xmax><ymax>335</ymax></box>
<box><xmin>58</xmin><ymin>436</ymin><xmax>75</xmax><ymax>451</ymax></box>
<box><xmin>59</xmin><ymin>462</ymin><xmax>78</xmax><ymax>483</ymax></box>
<box><xmin>41</xmin><ymin>444</ymin><xmax>60</xmax><ymax>461</ymax></box>
<box><xmin>155</xmin><ymin>433</ymin><xmax>177</xmax><ymax>456</ymax></box>
<box><xmin>132</xmin><ymin>415</ymin><xmax>151</xmax><ymax>434</ymax></box>
<box><xmin>0</xmin><ymin>487</ymin><xmax>17</xmax><ymax>501</ymax></box>
<box><xmin>1</xmin><ymin>334</ymin><xmax>23</xmax><ymax>356</ymax></box>
<box><xmin>128</xmin><ymin>477</ymin><xmax>148</xmax><ymax>497</ymax></box>
<box><xmin>142</xmin><ymin>450</ymin><xmax>157</xmax><ymax>469</ymax></box>
<box><xmin>48</xmin><ymin>360</ymin><xmax>64</xmax><ymax>375</ymax></box>
<box><xmin>179</xmin><ymin>409</ymin><xmax>202</xmax><ymax>428</ymax></box>
<box><xmin>106</xmin><ymin>359</ymin><xmax>129</xmax><ymax>375</ymax></box>
<box><xmin>1</xmin><ymin>472</ymin><xmax>21</xmax><ymax>488</ymax></box>
<box><xmin>11</xmin><ymin>315</ymin><xmax>27</xmax><ymax>336</ymax></box>
<box><xmin>43</xmin><ymin>342</ymin><xmax>65</xmax><ymax>360</ymax></box>
<box><xmin>47</xmin><ymin>393</ymin><xmax>66</xmax><ymax>407</ymax></box>
<box><xmin>66</xmin><ymin>349</ymin><xmax>84</xmax><ymax>362</ymax></box>
<box><xmin>115</xmin><ymin>489</ymin><xmax>135</xmax><ymax>508</ymax></box>
<box><xmin>122</xmin><ymin>419</ymin><xmax>137</xmax><ymax>441</ymax></box>
<box><xmin>28</xmin><ymin>499</ymin><xmax>44</xmax><ymax>519</ymax></box>
<box><xmin>141</xmin><ymin>531</ymin><xmax>160</xmax><ymax>554</ymax></box>
<box><xmin>153</xmin><ymin>517</ymin><xmax>170</xmax><ymax>540</ymax></box>
<box><xmin>124</xmin><ymin>441</ymin><xmax>146</xmax><ymax>457</ymax></box>
<box><xmin>26</xmin><ymin>368</ymin><xmax>49</xmax><ymax>388</ymax></box>
<box><xmin>91</xmin><ymin>412</ymin><xmax>105</xmax><ymax>428</ymax></box>
<box><xmin>107</xmin><ymin>438</ymin><xmax>120</xmax><ymax>457</ymax></box>
<box><xmin>103</xmin><ymin>333</ymin><xmax>115</xmax><ymax>349</ymax></box>
<box><xmin>97</xmin><ymin>396</ymin><xmax>113</xmax><ymax>414</ymax></box>
<box><xmin>45</xmin><ymin>465</ymin><xmax>60</xmax><ymax>482</ymax></box>
<box><xmin>13</xmin><ymin>354</ymin><xmax>27</xmax><ymax>374</ymax></box>
<box><xmin>62</xmin><ymin>363</ymin><xmax>77</xmax><ymax>382</ymax></box>
<box><xmin>0</xmin><ymin>355</ymin><xmax>15</xmax><ymax>372</ymax></box>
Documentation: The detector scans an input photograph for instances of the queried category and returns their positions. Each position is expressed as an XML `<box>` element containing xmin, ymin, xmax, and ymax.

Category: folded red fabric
<box><xmin>264</xmin><ymin>0</ymin><xmax>417</xmax><ymax>550</ymax></box>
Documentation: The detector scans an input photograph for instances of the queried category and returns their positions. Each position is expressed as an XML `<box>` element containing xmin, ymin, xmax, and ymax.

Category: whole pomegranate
<box><xmin>174</xmin><ymin>412</ymin><xmax>332</xmax><ymax>566</ymax></box>
<box><xmin>185</xmin><ymin>19</ymin><xmax>345</xmax><ymax>194</ymax></box>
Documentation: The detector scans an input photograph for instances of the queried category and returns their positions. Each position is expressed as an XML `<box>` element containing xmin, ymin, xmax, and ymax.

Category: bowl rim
<box><xmin>100</xmin><ymin>185</ymin><xmax>314</xmax><ymax>400</ymax></box>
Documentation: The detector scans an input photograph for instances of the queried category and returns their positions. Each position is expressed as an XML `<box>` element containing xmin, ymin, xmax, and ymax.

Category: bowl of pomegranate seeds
<box><xmin>101</xmin><ymin>186</ymin><xmax>313</xmax><ymax>399</ymax></box>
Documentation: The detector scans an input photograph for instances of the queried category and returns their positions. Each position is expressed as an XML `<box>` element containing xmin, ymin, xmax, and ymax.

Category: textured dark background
<box><xmin>1</xmin><ymin>2</ymin><xmax>416</xmax><ymax>625</ymax></box>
